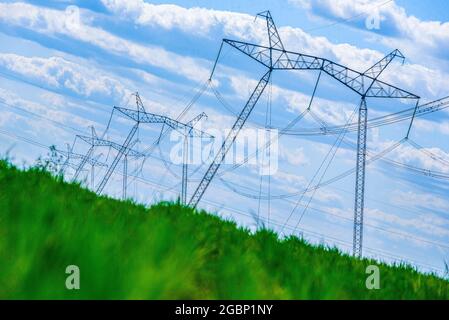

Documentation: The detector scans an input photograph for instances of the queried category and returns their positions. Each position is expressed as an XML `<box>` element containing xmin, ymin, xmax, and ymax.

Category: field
<box><xmin>0</xmin><ymin>159</ymin><xmax>448</xmax><ymax>299</ymax></box>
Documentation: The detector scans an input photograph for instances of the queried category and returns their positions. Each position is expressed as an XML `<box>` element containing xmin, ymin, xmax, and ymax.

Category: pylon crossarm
<box><xmin>85</xmin><ymin>158</ymin><xmax>107</xmax><ymax>167</ymax></box>
<box><xmin>256</xmin><ymin>10</ymin><xmax>285</xmax><ymax>51</ymax></box>
<box><xmin>77</xmin><ymin>135</ymin><xmax>111</xmax><ymax>148</ymax></box>
<box><xmin>76</xmin><ymin>135</ymin><xmax>144</xmax><ymax>158</ymax></box>
<box><xmin>223</xmin><ymin>39</ymin><xmax>272</xmax><ymax>68</ymax></box>
<box><xmin>114</xmin><ymin>107</ymin><xmax>166</xmax><ymax>124</ymax></box>
<box><xmin>163</xmin><ymin>118</ymin><xmax>213</xmax><ymax>139</ymax></box>
<box><xmin>115</xmin><ymin>106</ymin><xmax>212</xmax><ymax>139</ymax></box>
<box><xmin>187</xmin><ymin>112</ymin><xmax>207</xmax><ymax>127</ymax></box>
<box><xmin>58</xmin><ymin>148</ymin><xmax>107</xmax><ymax>178</ymax></box>
<box><xmin>222</xmin><ymin>39</ymin><xmax>418</xmax><ymax>99</ymax></box>
<box><xmin>321</xmin><ymin>60</ymin><xmax>416</xmax><ymax>99</ymax></box>
<box><xmin>363</xmin><ymin>49</ymin><xmax>405</xmax><ymax>79</ymax></box>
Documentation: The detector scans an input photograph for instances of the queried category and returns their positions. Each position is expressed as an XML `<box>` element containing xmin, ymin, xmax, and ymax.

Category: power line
<box><xmin>219</xmin><ymin>178</ymin><xmax>449</xmax><ymax>251</ymax></box>
<box><xmin>4</xmin><ymin>124</ymin><xmax>446</xmax><ymax>253</ymax></box>
<box><xmin>0</xmin><ymin>99</ymin><xmax>88</xmax><ymax>135</ymax></box>
<box><xmin>303</xmin><ymin>0</ymin><xmax>394</xmax><ymax>34</ymax></box>
<box><xmin>1</xmin><ymin>10</ymin><xmax>448</xmax><ymax>275</ymax></box>
<box><xmin>0</xmin><ymin>126</ymin><xmax>445</xmax><ymax>274</ymax></box>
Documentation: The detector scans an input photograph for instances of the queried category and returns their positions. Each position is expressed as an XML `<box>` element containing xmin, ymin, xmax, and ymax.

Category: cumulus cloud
<box><xmin>101</xmin><ymin>0</ymin><xmax>266</xmax><ymax>40</ymax></box>
<box><xmin>366</xmin><ymin>207</ymin><xmax>449</xmax><ymax>239</ymax></box>
<box><xmin>0</xmin><ymin>53</ymin><xmax>129</xmax><ymax>102</ymax></box>
<box><xmin>280</xmin><ymin>147</ymin><xmax>309</xmax><ymax>166</ymax></box>
<box><xmin>392</xmin><ymin>142</ymin><xmax>449</xmax><ymax>173</ymax></box>
<box><xmin>0</xmin><ymin>2</ymin><xmax>211</xmax><ymax>82</ymax></box>
<box><xmin>0</xmin><ymin>87</ymin><xmax>97</xmax><ymax>144</ymax></box>
<box><xmin>292</xmin><ymin>0</ymin><xmax>449</xmax><ymax>63</ymax></box>
<box><xmin>100</xmin><ymin>0</ymin><xmax>449</xmax><ymax>100</ymax></box>
<box><xmin>392</xmin><ymin>190</ymin><xmax>449</xmax><ymax>213</ymax></box>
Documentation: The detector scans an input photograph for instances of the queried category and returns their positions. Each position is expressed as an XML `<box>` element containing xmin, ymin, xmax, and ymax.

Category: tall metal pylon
<box><xmin>121</xmin><ymin>138</ymin><xmax>141</xmax><ymax>200</ymax></box>
<box><xmin>353</xmin><ymin>98</ymin><xmax>368</xmax><ymax>257</ymax></box>
<box><xmin>181</xmin><ymin>112</ymin><xmax>209</xmax><ymax>204</ymax></box>
<box><xmin>95</xmin><ymin>93</ymin><xmax>213</xmax><ymax>197</ymax></box>
<box><xmin>188</xmin><ymin>11</ymin><xmax>282</xmax><ymax>208</ymax></box>
<box><xmin>57</xmin><ymin>144</ymin><xmax>106</xmax><ymax>182</ymax></box>
<box><xmin>75</xmin><ymin>127</ymin><xmax>145</xmax><ymax>199</ymax></box>
<box><xmin>59</xmin><ymin>141</ymin><xmax>107</xmax><ymax>186</ymax></box>
<box><xmin>72</xmin><ymin>127</ymin><xmax>97</xmax><ymax>182</ymax></box>
<box><xmin>352</xmin><ymin>50</ymin><xmax>420</xmax><ymax>257</ymax></box>
<box><xmin>188</xmin><ymin>11</ymin><xmax>419</xmax><ymax>210</ymax></box>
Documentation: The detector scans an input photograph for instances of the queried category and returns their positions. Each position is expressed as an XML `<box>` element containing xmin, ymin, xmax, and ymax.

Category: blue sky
<box><xmin>1</xmin><ymin>0</ymin><xmax>449</xmax><ymax>275</ymax></box>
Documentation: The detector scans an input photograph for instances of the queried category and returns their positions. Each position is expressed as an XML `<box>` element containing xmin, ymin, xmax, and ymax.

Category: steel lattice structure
<box><xmin>188</xmin><ymin>70</ymin><xmax>271</xmax><ymax>207</ymax></box>
<box><xmin>188</xmin><ymin>10</ymin><xmax>420</xmax><ymax>258</ymax></box>
<box><xmin>59</xmin><ymin>10</ymin><xmax>434</xmax><ymax>259</ymax></box>
<box><xmin>72</xmin><ymin>126</ymin><xmax>145</xmax><ymax>199</ymax></box>
<box><xmin>58</xmin><ymin>143</ymin><xmax>107</xmax><ymax>187</ymax></box>
<box><xmin>180</xmin><ymin>112</ymin><xmax>209</xmax><ymax>203</ymax></box>
<box><xmin>95</xmin><ymin>93</ymin><xmax>213</xmax><ymax>201</ymax></box>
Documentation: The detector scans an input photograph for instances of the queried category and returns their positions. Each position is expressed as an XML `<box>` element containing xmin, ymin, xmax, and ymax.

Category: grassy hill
<box><xmin>0</xmin><ymin>159</ymin><xmax>448</xmax><ymax>299</ymax></box>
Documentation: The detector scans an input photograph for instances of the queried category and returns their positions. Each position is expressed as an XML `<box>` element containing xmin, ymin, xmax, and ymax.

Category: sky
<box><xmin>0</xmin><ymin>0</ymin><xmax>449</xmax><ymax>276</ymax></box>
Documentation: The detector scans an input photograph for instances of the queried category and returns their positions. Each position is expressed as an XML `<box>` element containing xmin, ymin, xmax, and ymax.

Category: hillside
<box><xmin>0</xmin><ymin>160</ymin><xmax>448</xmax><ymax>299</ymax></box>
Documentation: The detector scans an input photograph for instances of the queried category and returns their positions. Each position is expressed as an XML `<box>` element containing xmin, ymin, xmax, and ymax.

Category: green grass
<box><xmin>0</xmin><ymin>159</ymin><xmax>448</xmax><ymax>299</ymax></box>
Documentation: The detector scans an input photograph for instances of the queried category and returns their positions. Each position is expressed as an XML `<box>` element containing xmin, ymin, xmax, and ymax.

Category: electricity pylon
<box><xmin>75</xmin><ymin>127</ymin><xmax>145</xmax><ymax>199</ymax></box>
<box><xmin>180</xmin><ymin>112</ymin><xmax>209</xmax><ymax>204</ymax></box>
<box><xmin>95</xmin><ymin>93</ymin><xmax>213</xmax><ymax>198</ymax></box>
<box><xmin>188</xmin><ymin>11</ymin><xmax>420</xmax><ymax>258</ymax></box>
<box><xmin>351</xmin><ymin>50</ymin><xmax>420</xmax><ymax>257</ymax></box>
<box><xmin>59</xmin><ymin>142</ymin><xmax>107</xmax><ymax>187</ymax></box>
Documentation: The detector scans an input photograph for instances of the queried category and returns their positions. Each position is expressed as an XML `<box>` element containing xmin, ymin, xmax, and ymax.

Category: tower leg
<box><xmin>353</xmin><ymin>98</ymin><xmax>368</xmax><ymax>257</ymax></box>
<box><xmin>91</xmin><ymin>165</ymin><xmax>95</xmax><ymax>189</ymax></box>
<box><xmin>123</xmin><ymin>155</ymin><xmax>128</xmax><ymax>200</ymax></box>
<box><xmin>181</xmin><ymin>136</ymin><xmax>188</xmax><ymax>204</ymax></box>
<box><xmin>188</xmin><ymin>70</ymin><xmax>271</xmax><ymax>208</ymax></box>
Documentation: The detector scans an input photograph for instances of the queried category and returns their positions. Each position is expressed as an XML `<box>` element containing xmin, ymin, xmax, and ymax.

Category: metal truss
<box><xmin>189</xmin><ymin>11</ymin><xmax>421</xmax><ymax>259</ymax></box>
<box><xmin>96</xmin><ymin>93</ymin><xmax>213</xmax><ymax>199</ymax></box>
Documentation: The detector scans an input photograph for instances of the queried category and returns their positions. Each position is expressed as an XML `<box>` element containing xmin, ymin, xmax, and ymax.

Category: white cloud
<box><xmin>101</xmin><ymin>0</ymin><xmax>266</xmax><ymax>40</ymax></box>
<box><xmin>392</xmin><ymin>190</ymin><xmax>449</xmax><ymax>213</ymax></box>
<box><xmin>0</xmin><ymin>87</ymin><xmax>100</xmax><ymax>136</ymax></box>
<box><xmin>272</xmin><ymin>170</ymin><xmax>308</xmax><ymax>187</ymax></box>
<box><xmin>392</xmin><ymin>142</ymin><xmax>449</xmax><ymax>173</ymax></box>
<box><xmin>292</xmin><ymin>0</ymin><xmax>449</xmax><ymax>66</ymax></box>
<box><xmin>0</xmin><ymin>53</ymin><xmax>129</xmax><ymax>102</ymax></box>
<box><xmin>366</xmin><ymin>207</ymin><xmax>449</xmax><ymax>239</ymax></box>
<box><xmin>280</xmin><ymin>147</ymin><xmax>309</xmax><ymax>166</ymax></box>
<box><xmin>100</xmin><ymin>0</ymin><xmax>449</xmax><ymax>99</ymax></box>
<box><xmin>0</xmin><ymin>2</ymin><xmax>211</xmax><ymax>82</ymax></box>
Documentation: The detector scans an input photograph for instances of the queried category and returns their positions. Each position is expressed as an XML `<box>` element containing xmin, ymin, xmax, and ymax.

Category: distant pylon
<box><xmin>187</xmin><ymin>12</ymin><xmax>420</xmax><ymax>261</ymax></box>
<box><xmin>75</xmin><ymin>126</ymin><xmax>145</xmax><ymax>199</ymax></box>
<box><xmin>352</xmin><ymin>50</ymin><xmax>420</xmax><ymax>257</ymax></box>
<box><xmin>95</xmin><ymin>93</ymin><xmax>213</xmax><ymax>200</ymax></box>
<box><xmin>59</xmin><ymin>141</ymin><xmax>107</xmax><ymax>185</ymax></box>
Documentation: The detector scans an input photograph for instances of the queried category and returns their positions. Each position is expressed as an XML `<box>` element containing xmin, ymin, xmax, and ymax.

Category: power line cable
<box><xmin>303</xmin><ymin>0</ymin><xmax>394</xmax><ymax>34</ymax></box>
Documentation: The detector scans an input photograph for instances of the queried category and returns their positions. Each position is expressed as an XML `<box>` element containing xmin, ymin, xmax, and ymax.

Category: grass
<box><xmin>0</xmin><ymin>159</ymin><xmax>448</xmax><ymax>299</ymax></box>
